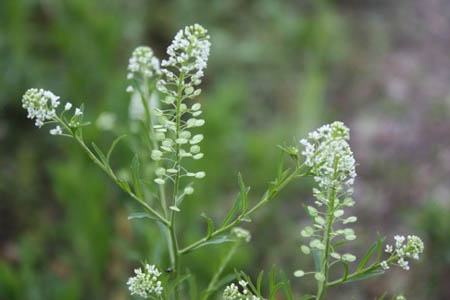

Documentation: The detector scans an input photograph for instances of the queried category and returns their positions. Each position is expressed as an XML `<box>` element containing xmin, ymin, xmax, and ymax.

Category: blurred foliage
<box><xmin>1</xmin><ymin>0</ymin><xmax>449</xmax><ymax>299</ymax></box>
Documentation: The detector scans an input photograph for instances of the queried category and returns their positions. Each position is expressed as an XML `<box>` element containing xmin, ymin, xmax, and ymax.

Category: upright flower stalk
<box><xmin>21</xmin><ymin>24</ymin><xmax>424</xmax><ymax>300</ymax></box>
<box><xmin>295</xmin><ymin>122</ymin><xmax>423</xmax><ymax>299</ymax></box>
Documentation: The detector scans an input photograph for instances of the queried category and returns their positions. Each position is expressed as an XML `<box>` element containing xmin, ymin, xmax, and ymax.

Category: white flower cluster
<box><xmin>381</xmin><ymin>235</ymin><xmax>424</xmax><ymax>271</ymax></box>
<box><xmin>300</xmin><ymin>121</ymin><xmax>356</xmax><ymax>195</ymax></box>
<box><xmin>127</xmin><ymin>46</ymin><xmax>161</xmax><ymax>93</ymax></box>
<box><xmin>231</xmin><ymin>227</ymin><xmax>252</xmax><ymax>243</ymax></box>
<box><xmin>299</xmin><ymin>122</ymin><xmax>358</xmax><ymax>274</ymax></box>
<box><xmin>22</xmin><ymin>88</ymin><xmax>83</xmax><ymax>134</ymax></box>
<box><xmin>150</xmin><ymin>24</ymin><xmax>210</xmax><ymax>187</ymax></box>
<box><xmin>126</xmin><ymin>264</ymin><xmax>163</xmax><ymax>298</ymax></box>
<box><xmin>22</xmin><ymin>88</ymin><xmax>60</xmax><ymax>127</ymax></box>
<box><xmin>158</xmin><ymin>23</ymin><xmax>210</xmax><ymax>93</ymax></box>
<box><xmin>223</xmin><ymin>280</ymin><xmax>261</xmax><ymax>300</ymax></box>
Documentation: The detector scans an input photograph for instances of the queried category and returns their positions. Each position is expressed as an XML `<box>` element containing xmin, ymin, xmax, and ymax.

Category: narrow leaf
<box><xmin>200</xmin><ymin>213</ymin><xmax>215</xmax><ymax>238</ymax></box>
<box><xmin>128</xmin><ymin>212</ymin><xmax>155</xmax><ymax>220</ymax></box>
<box><xmin>131</xmin><ymin>155</ymin><xmax>144</xmax><ymax>199</ymax></box>
<box><xmin>238</xmin><ymin>173</ymin><xmax>248</xmax><ymax>213</ymax></box>
<box><xmin>107</xmin><ymin>134</ymin><xmax>127</xmax><ymax>163</ymax></box>
<box><xmin>356</xmin><ymin>242</ymin><xmax>378</xmax><ymax>271</ymax></box>
<box><xmin>91</xmin><ymin>142</ymin><xmax>108</xmax><ymax>166</ymax></box>
<box><xmin>345</xmin><ymin>270</ymin><xmax>385</xmax><ymax>284</ymax></box>
<box><xmin>192</xmin><ymin>236</ymin><xmax>235</xmax><ymax>251</ymax></box>
<box><xmin>256</xmin><ymin>271</ymin><xmax>264</xmax><ymax>295</ymax></box>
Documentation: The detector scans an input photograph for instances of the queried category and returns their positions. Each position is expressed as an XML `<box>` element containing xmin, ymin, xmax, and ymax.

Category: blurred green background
<box><xmin>1</xmin><ymin>0</ymin><xmax>449</xmax><ymax>299</ymax></box>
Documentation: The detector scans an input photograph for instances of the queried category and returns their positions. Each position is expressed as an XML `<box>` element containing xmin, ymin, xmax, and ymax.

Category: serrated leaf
<box><xmin>192</xmin><ymin>236</ymin><xmax>235</xmax><ymax>251</ymax></box>
<box><xmin>107</xmin><ymin>134</ymin><xmax>126</xmax><ymax>163</ymax></box>
<box><xmin>91</xmin><ymin>142</ymin><xmax>108</xmax><ymax>167</ymax></box>
<box><xmin>200</xmin><ymin>213</ymin><xmax>215</xmax><ymax>238</ymax></box>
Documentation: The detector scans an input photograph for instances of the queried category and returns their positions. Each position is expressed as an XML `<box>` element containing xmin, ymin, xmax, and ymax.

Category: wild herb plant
<box><xmin>21</xmin><ymin>24</ymin><xmax>423</xmax><ymax>300</ymax></box>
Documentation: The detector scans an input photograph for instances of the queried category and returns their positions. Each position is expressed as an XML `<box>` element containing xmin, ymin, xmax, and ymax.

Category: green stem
<box><xmin>316</xmin><ymin>159</ymin><xmax>339</xmax><ymax>300</ymax></box>
<box><xmin>179</xmin><ymin>165</ymin><xmax>305</xmax><ymax>255</ymax></box>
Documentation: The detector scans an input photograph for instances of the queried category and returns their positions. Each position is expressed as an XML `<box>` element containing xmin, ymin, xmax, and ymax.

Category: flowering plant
<box><xmin>21</xmin><ymin>24</ymin><xmax>423</xmax><ymax>299</ymax></box>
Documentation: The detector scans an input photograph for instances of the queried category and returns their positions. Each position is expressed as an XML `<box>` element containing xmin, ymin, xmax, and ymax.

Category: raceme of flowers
<box><xmin>297</xmin><ymin>122</ymin><xmax>358</xmax><ymax>280</ymax></box>
<box><xmin>149</xmin><ymin>24</ymin><xmax>210</xmax><ymax>192</ymax></box>
<box><xmin>222</xmin><ymin>280</ymin><xmax>261</xmax><ymax>300</ymax></box>
<box><xmin>127</xmin><ymin>264</ymin><xmax>163</xmax><ymax>298</ymax></box>
<box><xmin>127</xmin><ymin>46</ymin><xmax>162</xmax><ymax>93</ymax></box>
<box><xmin>380</xmin><ymin>235</ymin><xmax>424</xmax><ymax>271</ymax></box>
<box><xmin>22</xmin><ymin>88</ymin><xmax>83</xmax><ymax>134</ymax></box>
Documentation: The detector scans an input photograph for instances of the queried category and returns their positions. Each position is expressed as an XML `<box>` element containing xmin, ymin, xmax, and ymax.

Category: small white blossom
<box><xmin>380</xmin><ymin>260</ymin><xmax>390</xmax><ymax>270</ymax></box>
<box><xmin>49</xmin><ymin>126</ymin><xmax>62</xmax><ymax>135</ymax></box>
<box><xmin>22</xmin><ymin>88</ymin><xmax>60</xmax><ymax>127</ymax></box>
<box><xmin>75</xmin><ymin>108</ymin><xmax>83</xmax><ymax>116</ymax></box>
<box><xmin>127</xmin><ymin>46</ymin><xmax>161</xmax><ymax>80</ymax></box>
<box><xmin>231</xmin><ymin>227</ymin><xmax>251</xmax><ymax>242</ymax></box>
<box><xmin>382</xmin><ymin>235</ymin><xmax>424</xmax><ymax>271</ymax></box>
<box><xmin>222</xmin><ymin>280</ymin><xmax>261</xmax><ymax>300</ymax></box>
<box><xmin>64</xmin><ymin>102</ymin><xmax>72</xmax><ymax>111</ymax></box>
<box><xmin>127</xmin><ymin>264</ymin><xmax>163</xmax><ymax>298</ymax></box>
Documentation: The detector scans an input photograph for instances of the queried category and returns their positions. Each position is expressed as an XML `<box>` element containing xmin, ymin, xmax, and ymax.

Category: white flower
<box><xmin>385</xmin><ymin>244</ymin><xmax>393</xmax><ymax>253</ymax></box>
<box><xmin>75</xmin><ymin>108</ymin><xmax>83</xmax><ymax>116</ymax></box>
<box><xmin>380</xmin><ymin>260</ymin><xmax>390</xmax><ymax>270</ymax></box>
<box><xmin>231</xmin><ymin>227</ymin><xmax>251</xmax><ymax>242</ymax></box>
<box><xmin>127</xmin><ymin>46</ymin><xmax>161</xmax><ymax>80</ymax></box>
<box><xmin>160</xmin><ymin>24</ymin><xmax>210</xmax><ymax>89</ymax></box>
<box><xmin>300</xmin><ymin>121</ymin><xmax>356</xmax><ymax>195</ymax></box>
<box><xmin>64</xmin><ymin>102</ymin><xmax>72</xmax><ymax>111</ymax></box>
<box><xmin>222</xmin><ymin>280</ymin><xmax>261</xmax><ymax>300</ymax></box>
<box><xmin>49</xmin><ymin>126</ymin><xmax>62</xmax><ymax>135</ymax></box>
<box><xmin>127</xmin><ymin>264</ymin><xmax>163</xmax><ymax>298</ymax></box>
<box><xmin>22</xmin><ymin>88</ymin><xmax>60</xmax><ymax>127</ymax></box>
<box><xmin>385</xmin><ymin>235</ymin><xmax>424</xmax><ymax>272</ymax></box>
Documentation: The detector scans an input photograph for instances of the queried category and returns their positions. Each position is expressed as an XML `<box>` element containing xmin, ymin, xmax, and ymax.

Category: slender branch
<box><xmin>179</xmin><ymin>165</ymin><xmax>305</xmax><ymax>255</ymax></box>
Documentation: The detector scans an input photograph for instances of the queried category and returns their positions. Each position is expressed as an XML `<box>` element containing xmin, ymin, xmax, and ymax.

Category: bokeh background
<box><xmin>1</xmin><ymin>0</ymin><xmax>450</xmax><ymax>299</ymax></box>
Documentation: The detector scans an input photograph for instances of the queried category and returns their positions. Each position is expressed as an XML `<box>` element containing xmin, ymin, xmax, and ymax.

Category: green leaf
<box><xmin>279</xmin><ymin>271</ymin><xmax>294</xmax><ymax>300</ymax></box>
<box><xmin>345</xmin><ymin>270</ymin><xmax>385</xmax><ymax>284</ymax></box>
<box><xmin>311</xmin><ymin>248</ymin><xmax>322</xmax><ymax>272</ymax></box>
<box><xmin>91</xmin><ymin>142</ymin><xmax>108</xmax><ymax>167</ymax></box>
<box><xmin>107</xmin><ymin>134</ymin><xmax>127</xmax><ymax>163</ymax></box>
<box><xmin>131</xmin><ymin>155</ymin><xmax>144</xmax><ymax>200</ymax></box>
<box><xmin>128</xmin><ymin>212</ymin><xmax>159</xmax><ymax>222</ymax></box>
<box><xmin>256</xmin><ymin>270</ymin><xmax>264</xmax><ymax>295</ymax></box>
<box><xmin>356</xmin><ymin>242</ymin><xmax>378</xmax><ymax>271</ymax></box>
<box><xmin>342</xmin><ymin>261</ymin><xmax>349</xmax><ymax>281</ymax></box>
<box><xmin>192</xmin><ymin>236</ymin><xmax>235</xmax><ymax>251</ymax></box>
<box><xmin>221</xmin><ymin>183</ymin><xmax>247</xmax><ymax>227</ymax></box>
<box><xmin>118</xmin><ymin>178</ymin><xmax>131</xmax><ymax>193</ymax></box>
<box><xmin>376</xmin><ymin>232</ymin><xmax>386</xmax><ymax>262</ymax></box>
<box><xmin>298</xmin><ymin>296</ymin><xmax>316</xmax><ymax>300</ymax></box>
<box><xmin>200</xmin><ymin>213</ymin><xmax>215</xmax><ymax>238</ymax></box>
<box><xmin>238</xmin><ymin>173</ymin><xmax>248</xmax><ymax>213</ymax></box>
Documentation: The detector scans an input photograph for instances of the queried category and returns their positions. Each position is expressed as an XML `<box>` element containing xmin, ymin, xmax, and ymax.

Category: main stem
<box><xmin>316</xmin><ymin>160</ymin><xmax>339</xmax><ymax>300</ymax></box>
<box><xmin>137</xmin><ymin>81</ymin><xmax>176</xmax><ymax>267</ymax></box>
<box><xmin>168</xmin><ymin>73</ymin><xmax>186</xmax><ymax>276</ymax></box>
